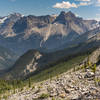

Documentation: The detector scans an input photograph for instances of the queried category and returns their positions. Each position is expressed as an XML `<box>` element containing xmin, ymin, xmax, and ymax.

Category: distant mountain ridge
<box><xmin>0</xmin><ymin>11</ymin><xmax>100</xmax><ymax>55</ymax></box>
<box><xmin>2</xmin><ymin>41</ymin><xmax>100</xmax><ymax>80</ymax></box>
<box><xmin>0</xmin><ymin>45</ymin><xmax>17</xmax><ymax>70</ymax></box>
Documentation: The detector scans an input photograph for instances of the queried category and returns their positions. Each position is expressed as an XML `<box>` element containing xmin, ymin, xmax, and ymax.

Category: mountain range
<box><xmin>0</xmin><ymin>11</ymin><xmax>100</xmax><ymax>55</ymax></box>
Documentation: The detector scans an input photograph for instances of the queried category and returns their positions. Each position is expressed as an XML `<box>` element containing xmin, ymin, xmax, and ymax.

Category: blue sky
<box><xmin>0</xmin><ymin>0</ymin><xmax>100</xmax><ymax>20</ymax></box>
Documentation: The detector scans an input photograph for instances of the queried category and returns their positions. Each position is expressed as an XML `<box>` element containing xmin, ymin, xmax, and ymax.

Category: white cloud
<box><xmin>94</xmin><ymin>18</ymin><xmax>100</xmax><ymax>21</ymax></box>
<box><xmin>53</xmin><ymin>1</ymin><xmax>92</xmax><ymax>9</ymax></box>
<box><xmin>79</xmin><ymin>2</ymin><xmax>89</xmax><ymax>6</ymax></box>
<box><xmin>97</xmin><ymin>0</ymin><xmax>100</xmax><ymax>3</ymax></box>
<box><xmin>53</xmin><ymin>1</ymin><xmax>78</xmax><ymax>9</ymax></box>
<box><xmin>79</xmin><ymin>1</ymin><xmax>92</xmax><ymax>6</ymax></box>
<box><xmin>76</xmin><ymin>0</ymin><xmax>91</xmax><ymax>1</ymax></box>
<box><xmin>96</xmin><ymin>13</ymin><xmax>100</xmax><ymax>16</ymax></box>
<box><xmin>96</xmin><ymin>0</ymin><xmax>100</xmax><ymax>6</ymax></box>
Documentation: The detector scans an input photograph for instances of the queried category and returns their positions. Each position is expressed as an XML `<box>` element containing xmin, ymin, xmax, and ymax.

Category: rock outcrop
<box><xmin>89</xmin><ymin>48</ymin><xmax>100</xmax><ymax>64</ymax></box>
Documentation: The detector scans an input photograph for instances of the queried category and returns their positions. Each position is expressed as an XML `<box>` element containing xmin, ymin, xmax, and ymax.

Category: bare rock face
<box><xmin>89</xmin><ymin>48</ymin><xmax>100</xmax><ymax>64</ymax></box>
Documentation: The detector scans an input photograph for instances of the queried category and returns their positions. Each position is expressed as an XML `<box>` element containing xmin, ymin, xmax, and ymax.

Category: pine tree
<box><xmin>29</xmin><ymin>78</ymin><xmax>31</xmax><ymax>88</ymax></box>
<box><xmin>92</xmin><ymin>64</ymin><xmax>97</xmax><ymax>78</ymax></box>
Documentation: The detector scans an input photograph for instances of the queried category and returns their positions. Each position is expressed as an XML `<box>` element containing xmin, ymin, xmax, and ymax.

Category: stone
<box><xmin>59</xmin><ymin>93</ymin><xmax>66</xmax><ymax>98</ymax></box>
<box><xmin>84</xmin><ymin>72</ymin><xmax>94</xmax><ymax>78</ymax></box>
<box><xmin>78</xmin><ymin>75</ymin><xmax>83</xmax><ymax>79</ymax></box>
<box><xmin>71</xmin><ymin>94</ymin><xmax>79</xmax><ymax>100</ymax></box>
<box><xmin>64</xmin><ymin>89</ymin><xmax>70</xmax><ymax>94</ymax></box>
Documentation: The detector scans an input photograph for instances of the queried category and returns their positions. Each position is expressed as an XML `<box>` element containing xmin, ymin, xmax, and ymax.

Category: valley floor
<box><xmin>6</xmin><ymin>65</ymin><xmax>100</xmax><ymax>100</ymax></box>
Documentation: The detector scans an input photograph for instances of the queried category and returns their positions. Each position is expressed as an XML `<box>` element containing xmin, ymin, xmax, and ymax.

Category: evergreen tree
<box><xmin>29</xmin><ymin>78</ymin><xmax>31</xmax><ymax>88</ymax></box>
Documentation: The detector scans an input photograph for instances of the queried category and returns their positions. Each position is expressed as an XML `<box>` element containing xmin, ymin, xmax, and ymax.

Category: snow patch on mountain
<box><xmin>0</xmin><ymin>17</ymin><xmax>8</xmax><ymax>24</ymax></box>
<box><xmin>90</xmin><ymin>21</ymin><xmax>100</xmax><ymax>30</ymax></box>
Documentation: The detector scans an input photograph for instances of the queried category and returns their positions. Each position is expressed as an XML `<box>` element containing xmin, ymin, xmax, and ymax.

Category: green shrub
<box><xmin>52</xmin><ymin>97</ymin><xmax>56</xmax><ymax>100</ymax></box>
<box><xmin>39</xmin><ymin>93</ymin><xmax>49</xmax><ymax>99</ymax></box>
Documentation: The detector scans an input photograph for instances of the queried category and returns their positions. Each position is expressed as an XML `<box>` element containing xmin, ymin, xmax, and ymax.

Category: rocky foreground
<box><xmin>6</xmin><ymin>64</ymin><xmax>100</xmax><ymax>100</ymax></box>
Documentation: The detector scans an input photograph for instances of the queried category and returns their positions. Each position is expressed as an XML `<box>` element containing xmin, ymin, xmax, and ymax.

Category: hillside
<box><xmin>7</xmin><ymin>64</ymin><xmax>100</xmax><ymax>100</ymax></box>
<box><xmin>0</xmin><ymin>47</ymin><xmax>100</xmax><ymax>100</ymax></box>
<box><xmin>1</xmin><ymin>43</ymin><xmax>96</xmax><ymax>80</ymax></box>
<box><xmin>0</xmin><ymin>52</ymin><xmax>87</xmax><ymax>99</ymax></box>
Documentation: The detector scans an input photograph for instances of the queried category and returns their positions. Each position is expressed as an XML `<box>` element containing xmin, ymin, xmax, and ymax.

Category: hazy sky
<box><xmin>0</xmin><ymin>0</ymin><xmax>100</xmax><ymax>20</ymax></box>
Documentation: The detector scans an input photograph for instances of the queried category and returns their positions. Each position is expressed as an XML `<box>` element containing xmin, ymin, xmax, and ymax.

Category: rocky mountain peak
<box><xmin>54</xmin><ymin>11</ymin><xmax>76</xmax><ymax>24</ymax></box>
<box><xmin>8</xmin><ymin>13</ymin><xmax>23</xmax><ymax>18</ymax></box>
<box><xmin>60</xmin><ymin>11</ymin><xmax>66</xmax><ymax>15</ymax></box>
<box><xmin>59</xmin><ymin>11</ymin><xmax>75</xmax><ymax>17</ymax></box>
<box><xmin>66</xmin><ymin>11</ymin><xmax>76</xmax><ymax>18</ymax></box>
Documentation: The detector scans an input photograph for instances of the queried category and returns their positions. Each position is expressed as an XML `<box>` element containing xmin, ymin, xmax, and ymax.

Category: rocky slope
<box><xmin>0</xmin><ymin>11</ymin><xmax>99</xmax><ymax>55</ymax></box>
<box><xmin>7</xmin><ymin>63</ymin><xmax>100</xmax><ymax>100</ymax></box>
